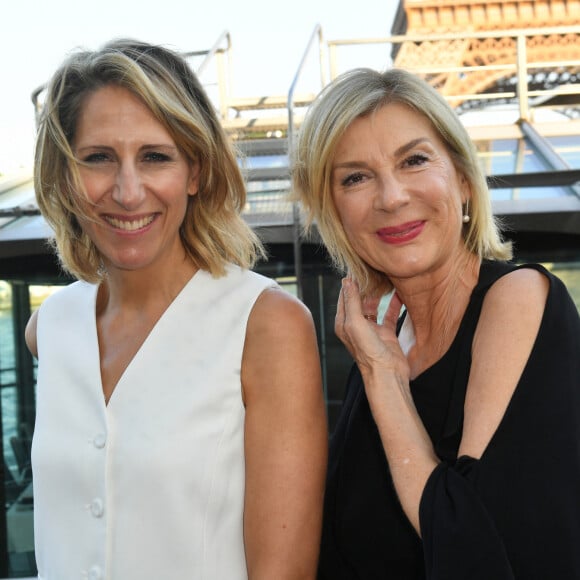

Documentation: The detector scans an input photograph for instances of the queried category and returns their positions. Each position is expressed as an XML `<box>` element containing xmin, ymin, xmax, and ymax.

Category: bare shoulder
<box><xmin>482</xmin><ymin>266</ymin><xmax>549</xmax><ymax>317</ymax></box>
<box><xmin>242</xmin><ymin>286</ymin><xmax>321</xmax><ymax>404</ymax></box>
<box><xmin>459</xmin><ymin>267</ymin><xmax>549</xmax><ymax>459</ymax></box>
<box><xmin>25</xmin><ymin>309</ymin><xmax>39</xmax><ymax>358</ymax></box>
<box><xmin>248</xmin><ymin>286</ymin><xmax>316</xmax><ymax>334</ymax></box>
<box><xmin>473</xmin><ymin>266</ymin><xmax>549</xmax><ymax>371</ymax></box>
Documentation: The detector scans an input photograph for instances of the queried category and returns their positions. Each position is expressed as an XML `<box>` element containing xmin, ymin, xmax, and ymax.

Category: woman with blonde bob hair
<box><xmin>27</xmin><ymin>39</ymin><xmax>327</xmax><ymax>580</ymax></box>
<box><xmin>35</xmin><ymin>38</ymin><xmax>261</xmax><ymax>283</ymax></box>
<box><xmin>293</xmin><ymin>67</ymin><xmax>580</xmax><ymax>578</ymax></box>
<box><xmin>293</xmin><ymin>67</ymin><xmax>511</xmax><ymax>294</ymax></box>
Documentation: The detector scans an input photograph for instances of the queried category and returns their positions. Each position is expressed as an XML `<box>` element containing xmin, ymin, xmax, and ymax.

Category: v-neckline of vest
<box><xmin>93</xmin><ymin>268</ymin><xmax>205</xmax><ymax>409</ymax></box>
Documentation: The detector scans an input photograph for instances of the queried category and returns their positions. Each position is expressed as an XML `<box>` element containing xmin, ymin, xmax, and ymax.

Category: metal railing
<box><xmin>30</xmin><ymin>31</ymin><xmax>235</xmax><ymax>129</ymax></box>
<box><xmin>183</xmin><ymin>30</ymin><xmax>233</xmax><ymax>121</ymax></box>
<box><xmin>327</xmin><ymin>25</ymin><xmax>580</xmax><ymax>121</ymax></box>
<box><xmin>286</xmin><ymin>24</ymin><xmax>327</xmax><ymax>299</ymax></box>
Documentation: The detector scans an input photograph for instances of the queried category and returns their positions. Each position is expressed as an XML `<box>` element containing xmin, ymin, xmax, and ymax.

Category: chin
<box><xmin>104</xmin><ymin>254</ymin><xmax>154</xmax><ymax>272</ymax></box>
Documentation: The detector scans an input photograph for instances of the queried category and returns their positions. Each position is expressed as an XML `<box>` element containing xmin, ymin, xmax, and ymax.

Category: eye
<box><xmin>402</xmin><ymin>153</ymin><xmax>429</xmax><ymax>168</ymax></box>
<box><xmin>341</xmin><ymin>172</ymin><xmax>366</xmax><ymax>187</ymax></box>
<box><xmin>82</xmin><ymin>152</ymin><xmax>111</xmax><ymax>164</ymax></box>
<box><xmin>143</xmin><ymin>151</ymin><xmax>172</xmax><ymax>163</ymax></box>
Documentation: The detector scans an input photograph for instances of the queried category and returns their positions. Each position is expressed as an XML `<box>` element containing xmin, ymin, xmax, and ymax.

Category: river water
<box><xmin>0</xmin><ymin>309</ymin><xmax>18</xmax><ymax>475</ymax></box>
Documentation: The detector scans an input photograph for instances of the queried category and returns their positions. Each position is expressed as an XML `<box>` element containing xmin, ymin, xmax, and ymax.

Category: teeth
<box><xmin>105</xmin><ymin>215</ymin><xmax>155</xmax><ymax>231</ymax></box>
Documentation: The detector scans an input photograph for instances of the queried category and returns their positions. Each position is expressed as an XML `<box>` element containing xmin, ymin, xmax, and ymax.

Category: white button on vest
<box><xmin>90</xmin><ymin>498</ymin><xmax>104</xmax><ymax>518</ymax></box>
<box><xmin>93</xmin><ymin>433</ymin><xmax>106</xmax><ymax>449</ymax></box>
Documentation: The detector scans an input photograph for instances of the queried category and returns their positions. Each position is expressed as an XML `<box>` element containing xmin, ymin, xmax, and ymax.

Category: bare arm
<box><xmin>25</xmin><ymin>309</ymin><xmax>39</xmax><ymax>358</ymax></box>
<box><xmin>336</xmin><ymin>280</ymin><xmax>437</xmax><ymax>534</ymax></box>
<box><xmin>335</xmin><ymin>268</ymin><xmax>548</xmax><ymax>535</ymax></box>
<box><xmin>459</xmin><ymin>268</ymin><xmax>548</xmax><ymax>458</ymax></box>
<box><xmin>242</xmin><ymin>287</ymin><xmax>327</xmax><ymax>580</ymax></box>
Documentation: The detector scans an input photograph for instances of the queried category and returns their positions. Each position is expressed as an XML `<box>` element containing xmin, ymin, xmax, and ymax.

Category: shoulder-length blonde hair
<box><xmin>35</xmin><ymin>38</ymin><xmax>264</xmax><ymax>283</ymax></box>
<box><xmin>291</xmin><ymin>67</ymin><xmax>511</xmax><ymax>293</ymax></box>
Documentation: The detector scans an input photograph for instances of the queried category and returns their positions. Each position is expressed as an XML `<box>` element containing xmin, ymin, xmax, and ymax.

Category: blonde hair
<box><xmin>291</xmin><ymin>67</ymin><xmax>511</xmax><ymax>292</ymax></box>
<box><xmin>35</xmin><ymin>38</ymin><xmax>264</xmax><ymax>283</ymax></box>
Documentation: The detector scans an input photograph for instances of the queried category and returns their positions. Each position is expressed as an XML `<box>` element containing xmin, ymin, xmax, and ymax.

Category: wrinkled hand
<box><xmin>335</xmin><ymin>278</ymin><xmax>410</xmax><ymax>383</ymax></box>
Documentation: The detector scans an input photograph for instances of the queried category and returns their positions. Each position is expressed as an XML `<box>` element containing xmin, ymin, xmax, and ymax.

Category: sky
<box><xmin>0</xmin><ymin>0</ymin><xmax>398</xmax><ymax>174</ymax></box>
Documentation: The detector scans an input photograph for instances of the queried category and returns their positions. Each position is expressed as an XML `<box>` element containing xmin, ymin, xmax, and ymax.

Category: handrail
<box><xmin>329</xmin><ymin>25</ymin><xmax>580</xmax><ymax>48</ymax></box>
<box><xmin>287</xmin><ymin>23</ymin><xmax>326</xmax><ymax>299</ymax></box>
<box><xmin>30</xmin><ymin>32</ymin><xmax>234</xmax><ymax>129</ymax></box>
<box><xmin>187</xmin><ymin>29</ymin><xmax>232</xmax><ymax>78</ymax></box>
<box><xmin>181</xmin><ymin>30</ymin><xmax>233</xmax><ymax>120</ymax></box>
<box><xmin>287</xmin><ymin>24</ymin><xmax>326</xmax><ymax>136</ymax></box>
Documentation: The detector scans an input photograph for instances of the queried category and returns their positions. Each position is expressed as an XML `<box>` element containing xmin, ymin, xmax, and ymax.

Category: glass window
<box><xmin>0</xmin><ymin>282</ymin><xmax>63</xmax><ymax>577</ymax></box>
<box><xmin>476</xmin><ymin>137</ymin><xmax>550</xmax><ymax>176</ymax></box>
<box><xmin>546</xmin><ymin>135</ymin><xmax>580</xmax><ymax>169</ymax></box>
<box><xmin>474</xmin><ymin>137</ymin><xmax>579</xmax><ymax>200</ymax></box>
<box><xmin>0</xmin><ymin>281</ymin><xmax>34</xmax><ymax>577</ymax></box>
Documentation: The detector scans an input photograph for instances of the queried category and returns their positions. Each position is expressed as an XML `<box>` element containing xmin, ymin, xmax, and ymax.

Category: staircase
<box><xmin>223</xmin><ymin>93</ymin><xmax>316</xmax><ymax>137</ymax></box>
<box><xmin>186</xmin><ymin>27</ymin><xmax>326</xmax><ymax>258</ymax></box>
<box><xmin>238</xmin><ymin>137</ymin><xmax>292</xmax><ymax>230</ymax></box>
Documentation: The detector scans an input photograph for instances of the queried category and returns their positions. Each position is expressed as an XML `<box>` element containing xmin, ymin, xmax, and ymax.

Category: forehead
<box><xmin>74</xmin><ymin>85</ymin><xmax>173</xmax><ymax>144</ymax></box>
<box><xmin>78</xmin><ymin>85</ymin><xmax>150</xmax><ymax>122</ymax></box>
<box><xmin>333</xmin><ymin>102</ymin><xmax>441</xmax><ymax>160</ymax></box>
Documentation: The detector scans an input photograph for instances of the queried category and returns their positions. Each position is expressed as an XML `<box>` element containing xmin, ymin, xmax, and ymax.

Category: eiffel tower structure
<box><xmin>390</xmin><ymin>0</ymin><xmax>580</xmax><ymax>117</ymax></box>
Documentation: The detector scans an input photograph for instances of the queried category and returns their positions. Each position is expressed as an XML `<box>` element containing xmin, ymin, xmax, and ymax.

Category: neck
<box><xmin>393</xmin><ymin>251</ymin><xmax>480</xmax><ymax>377</ymax></box>
<box><xmin>96</xmin><ymin>256</ymin><xmax>198</xmax><ymax>317</ymax></box>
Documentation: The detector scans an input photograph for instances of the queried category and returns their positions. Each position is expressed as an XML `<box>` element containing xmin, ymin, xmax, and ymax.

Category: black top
<box><xmin>318</xmin><ymin>261</ymin><xmax>580</xmax><ymax>580</ymax></box>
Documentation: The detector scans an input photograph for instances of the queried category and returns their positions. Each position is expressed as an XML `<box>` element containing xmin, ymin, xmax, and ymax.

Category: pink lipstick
<box><xmin>376</xmin><ymin>221</ymin><xmax>425</xmax><ymax>245</ymax></box>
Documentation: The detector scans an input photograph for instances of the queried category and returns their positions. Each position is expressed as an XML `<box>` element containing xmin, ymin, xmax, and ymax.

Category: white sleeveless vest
<box><xmin>32</xmin><ymin>265</ymin><xmax>276</xmax><ymax>580</ymax></box>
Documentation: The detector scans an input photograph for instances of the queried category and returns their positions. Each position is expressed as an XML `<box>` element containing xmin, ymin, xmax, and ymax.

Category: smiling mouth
<box><xmin>104</xmin><ymin>215</ymin><xmax>156</xmax><ymax>231</ymax></box>
<box><xmin>376</xmin><ymin>221</ymin><xmax>425</xmax><ymax>243</ymax></box>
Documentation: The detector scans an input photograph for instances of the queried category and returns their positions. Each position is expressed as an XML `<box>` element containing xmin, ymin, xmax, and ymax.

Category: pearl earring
<box><xmin>462</xmin><ymin>200</ymin><xmax>470</xmax><ymax>223</ymax></box>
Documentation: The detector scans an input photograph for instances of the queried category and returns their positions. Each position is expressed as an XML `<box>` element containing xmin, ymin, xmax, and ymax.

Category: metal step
<box><xmin>236</xmin><ymin>138</ymin><xmax>289</xmax><ymax>156</ymax></box>
<box><xmin>243</xmin><ymin>167</ymin><xmax>290</xmax><ymax>182</ymax></box>
<box><xmin>237</xmin><ymin>138</ymin><xmax>290</xmax><ymax>183</ymax></box>
<box><xmin>227</xmin><ymin>93</ymin><xmax>316</xmax><ymax>112</ymax></box>
<box><xmin>222</xmin><ymin>113</ymin><xmax>304</xmax><ymax>135</ymax></box>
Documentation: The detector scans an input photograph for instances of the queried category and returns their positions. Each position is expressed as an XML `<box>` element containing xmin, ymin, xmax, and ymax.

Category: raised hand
<box><xmin>335</xmin><ymin>278</ymin><xmax>410</xmax><ymax>385</ymax></box>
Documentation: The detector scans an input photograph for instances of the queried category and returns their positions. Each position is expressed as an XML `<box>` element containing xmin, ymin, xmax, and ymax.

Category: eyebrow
<box><xmin>74</xmin><ymin>143</ymin><xmax>179</xmax><ymax>153</ymax></box>
<box><xmin>333</xmin><ymin>137</ymin><xmax>431</xmax><ymax>170</ymax></box>
<box><xmin>393</xmin><ymin>137</ymin><xmax>430</xmax><ymax>157</ymax></box>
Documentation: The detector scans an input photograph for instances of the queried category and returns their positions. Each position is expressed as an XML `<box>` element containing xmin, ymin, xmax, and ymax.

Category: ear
<box><xmin>187</xmin><ymin>158</ymin><xmax>201</xmax><ymax>197</ymax></box>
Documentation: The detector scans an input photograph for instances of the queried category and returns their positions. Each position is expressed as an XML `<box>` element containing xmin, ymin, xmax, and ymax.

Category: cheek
<box><xmin>432</xmin><ymin>200</ymin><xmax>463</xmax><ymax>244</ymax></box>
<box><xmin>335</xmin><ymin>209</ymin><xmax>373</xmax><ymax>263</ymax></box>
<box><xmin>171</xmin><ymin>189</ymin><xmax>193</xmax><ymax>225</ymax></box>
<box><xmin>335</xmin><ymin>197</ymin><xmax>362</xmax><ymax>230</ymax></box>
<box><xmin>77</xmin><ymin>172</ymin><xmax>108</xmax><ymax>203</ymax></box>
<box><xmin>338</xmin><ymin>212</ymin><xmax>372</xmax><ymax>258</ymax></box>
<box><xmin>344</xmin><ymin>217</ymin><xmax>370</xmax><ymax>253</ymax></box>
<box><xmin>164</xmin><ymin>173</ymin><xmax>194</xmax><ymax>200</ymax></box>
<box><xmin>335</xmin><ymin>211</ymin><xmax>358</xmax><ymax>246</ymax></box>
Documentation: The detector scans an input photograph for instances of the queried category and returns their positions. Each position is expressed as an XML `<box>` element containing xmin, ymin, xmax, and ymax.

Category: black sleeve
<box><xmin>419</xmin><ymin>270</ymin><xmax>580</xmax><ymax>580</ymax></box>
<box><xmin>420</xmin><ymin>458</ymin><xmax>514</xmax><ymax>579</ymax></box>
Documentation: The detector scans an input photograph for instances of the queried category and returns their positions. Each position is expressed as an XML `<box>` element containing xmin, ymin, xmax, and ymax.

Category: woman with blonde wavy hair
<box><xmin>292</xmin><ymin>67</ymin><xmax>580</xmax><ymax>579</ymax></box>
<box><xmin>27</xmin><ymin>38</ymin><xmax>327</xmax><ymax>580</ymax></box>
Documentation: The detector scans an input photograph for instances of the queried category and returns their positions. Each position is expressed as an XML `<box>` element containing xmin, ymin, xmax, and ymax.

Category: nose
<box><xmin>373</xmin><ymin>173</ymin><xmax>410</xmax><ymax>212</ymax></box>
<box><xmin>112</xmin><ymin>163</ymin><xmax>145</xmax><ymax>209</ymax></box>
